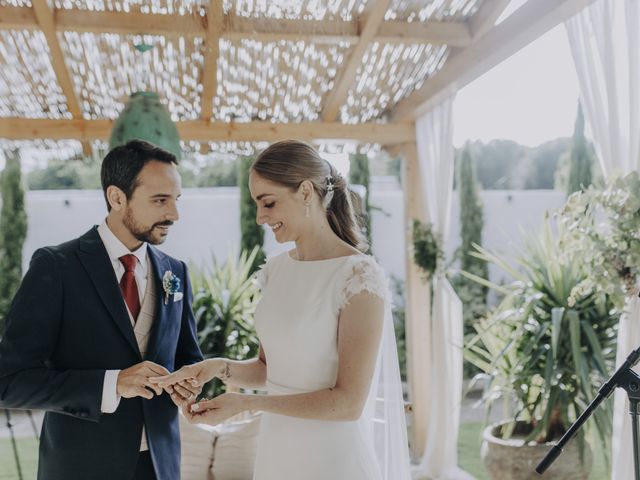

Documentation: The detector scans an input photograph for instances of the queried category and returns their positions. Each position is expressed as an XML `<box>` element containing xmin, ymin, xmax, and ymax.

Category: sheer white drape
<box><xmin>566</xmin><ymin>0</ymin><xmax>640</xmax><ymax>177</ymax></box>
<box><xmin>412</xmin><ymin>92</ymin><xmax>473</xmax><ymax>480</ymax></box>
<box><xmin>367</xmin><ymin>299</ymin><xmax>412</xmax><ymax>480</ymax></box>
<box><xmin>565</xmin><ymin>1</ymin><xmax>640</xmax><ymax>478</ymax></box>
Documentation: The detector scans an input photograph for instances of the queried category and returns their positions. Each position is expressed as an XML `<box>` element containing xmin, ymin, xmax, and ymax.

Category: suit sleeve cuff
<box><xmin>100</xmin><ymin>370</ymin><xmax>122</xmax><ymax>414</ymax></box>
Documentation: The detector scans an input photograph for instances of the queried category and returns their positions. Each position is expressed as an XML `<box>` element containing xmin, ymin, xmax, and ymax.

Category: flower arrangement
<box><xmin>162</xmin><ymin>270</ymin><xmax>181</xmax><ymax>305</ymax></box>
<box><xmin>559</xmin><ymin>171</ymin><xmax>640</xmax><ymax>310</ymax></box>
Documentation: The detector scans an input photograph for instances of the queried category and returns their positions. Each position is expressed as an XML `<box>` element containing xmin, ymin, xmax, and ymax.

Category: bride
<box><xmin>151</xmin><ymin>140</ymin><xmax>411</xmax><ymax>479</ymax></box>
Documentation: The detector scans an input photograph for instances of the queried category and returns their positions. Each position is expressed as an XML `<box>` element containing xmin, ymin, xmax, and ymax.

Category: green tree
<box><xmin>349</xmin><ymin>152</ymin><xmax>372</xmax><ymax>250</ymax></box>
<box><xmin>178</xmin><ymin>157</ymin><xmax>238</xmax><ymax>188</ymax></box>
<box><xmin>0</xmin><ymin>151</ymin><xmax>28</xmax><ymax>335</ymax></box>
<box><xmin>177</xmin><ymin>164</ymin><xmax>198</xmax><ymax>188</ymax></box>
<box><xmin>463</xmin><ymin>139</ymin><xmax>571</xmax><ymax>190</ymax></box>
<box><xmin>566</xmin><ymin>103</ymin><xmax>593</xmax><ymax>195</ymax></box>
<box><xmin>192</xmin><ymin>159</ymin><xmax>238</xmax><ymax>187</ymax></box>
<box><xmin>465</xmin><ymin>139</ymin><xmax>526</xmax><ymax>189</ymax></box>
<box><xmin>452</xmin><ymin>145</ymin><xmax>488</xmax><ymax>376</ymax></box>
<box><xmin>521</xmin><ymin>138</ymin><xmax>569</xmax><ymax>190</ymax></box>
<box><xmin>27</xmin><ymin>158</ymin><xmax>100</xmax><ymax>190</ymax></box>
<box><xmin>238</xmin><ymin>155</ymin><xmax>265</xmax><ymax>273</ymax></box>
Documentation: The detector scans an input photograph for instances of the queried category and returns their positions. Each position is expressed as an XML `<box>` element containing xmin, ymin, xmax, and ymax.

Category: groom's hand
<box><xmin>117</xmin><ymin>361</ymin><xmax>170</xmax><ymax>400</ymax></box>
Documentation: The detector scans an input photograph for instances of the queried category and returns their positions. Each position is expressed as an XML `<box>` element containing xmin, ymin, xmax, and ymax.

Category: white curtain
<box><xmin>565</xmin><ymin>1</ymin><xmax>640</xmax><ymax>479</ymax></box>
<box><xmin>412</xmin><ymin>91</ymin><xmax>472</xmax><ymax>480</ymax></box>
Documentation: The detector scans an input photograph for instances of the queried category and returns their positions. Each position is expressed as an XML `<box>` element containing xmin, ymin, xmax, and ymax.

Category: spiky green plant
<box><xmin>190</xmin><ymin>247</ymin><xmax>262</xmax><ymax>397</ymax></box>
<box><xmin>464</xmin><ymin>220</ymin><xmax>618</xmax><ymax>464</ymax></box>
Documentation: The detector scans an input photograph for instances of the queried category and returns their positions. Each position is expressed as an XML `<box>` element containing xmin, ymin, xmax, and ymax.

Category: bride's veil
<box><xmin>361</xmin><ymin>298</ymin><xmax>412</xmax><ymax>480</ymax></box>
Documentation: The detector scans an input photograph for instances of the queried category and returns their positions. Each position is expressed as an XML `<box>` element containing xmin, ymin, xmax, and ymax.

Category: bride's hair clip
<box><xmin>326</xmin><ymin>175</ymin><xmax>334</xmax><ymax>192</ymax></box>
<box><xmin>323</xmin><ymin>175</ymin><xmax>335</xmax><ymax>208</ymax></box>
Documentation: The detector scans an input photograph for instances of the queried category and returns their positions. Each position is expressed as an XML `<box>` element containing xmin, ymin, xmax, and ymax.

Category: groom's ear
<box><xmin>106</xmin><ymin>185</ymin><xmax>127</xmax><ymax>212</ymax></box>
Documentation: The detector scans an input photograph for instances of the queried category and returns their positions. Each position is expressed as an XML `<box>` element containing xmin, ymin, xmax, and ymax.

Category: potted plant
<box><xmin>464</xmin><ymin>220</ymin><xmax>619</xmax><ymax>479</ymax></box>
<box><xmin>180</xmin><ymin>247</ymin><xmax>263</xmax><ymax>479</ymax></box>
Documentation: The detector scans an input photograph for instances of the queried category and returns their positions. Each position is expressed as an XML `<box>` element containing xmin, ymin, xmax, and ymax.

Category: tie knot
<box><xmin>119</xmin><ymin>254</ymin><xmax>137</xmax><ymax>272</ymax></box>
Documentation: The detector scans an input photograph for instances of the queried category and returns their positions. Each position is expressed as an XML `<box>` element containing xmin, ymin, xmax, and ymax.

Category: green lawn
<box><xmin>0</xmin><ymin>423</ymin><xmax>609</xmax><ymax>480</ymax></box>
<box><xmin>0</xmin><ymin>438</ymin><xmax>38</xmax><ymax>480</ymax></box>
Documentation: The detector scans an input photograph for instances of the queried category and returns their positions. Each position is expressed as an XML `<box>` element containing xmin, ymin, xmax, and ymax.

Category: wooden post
<box><xmin>400</xmin><ymin>142</ymin><xmax>432</xmax><ymax>460</ymax></box>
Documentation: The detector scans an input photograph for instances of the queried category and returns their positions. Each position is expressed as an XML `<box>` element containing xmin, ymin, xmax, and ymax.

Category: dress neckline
<box><xmin>285</xmin><ymin>249</ymin><xmax>365</xmax><ymax>264</ymax></box>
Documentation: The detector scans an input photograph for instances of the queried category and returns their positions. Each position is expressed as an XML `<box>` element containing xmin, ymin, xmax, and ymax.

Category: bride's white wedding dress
<box><xmin>252</xmin><ymin>251</ymin><xmax>411</xmax><ymax>480</ymax></box>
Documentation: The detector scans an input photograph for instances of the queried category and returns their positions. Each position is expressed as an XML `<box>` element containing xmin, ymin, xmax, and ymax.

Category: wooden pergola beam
<box><xmin>224</xmin><ymin>13</ymin><xmax>360</xmax><ymax>44</ymax></box>
<box><xmin>31</xmin><ymin>0</ymin><xmax>81</xmax><ymax>118</ymax></box>
<box><xmin>321</xmin><ymin>0</ymin><xmax>392</xmax><ymax>122</ymax></box>
<box><xmin>467</xmin><ymin>0</ymin><xmax>511</xmax><ymax>40</ymax></box>
<box><xmin>392</xmin><ymin>0</ymin><xmax>599</xmax><ymax>122</ymax></box>
<box><xmin>0</xmin><ymin>5</ymin><xmax>469</xmax><ymax>46</ymax></box>
<box><xmin>30</xmin><ymin>0</ymin><xmax>92</xmax><ymax>156</ymax></box>
<box><xmin>56</xmin><ymin>8</ymin><xmax>207</xmax><ymax>37</ymax></box>
<box><xmin>397</xmin><ymin>142</ymin><xmax>432</xmax><ymax>459</ymax></box>
<box><xmin>377</xmin><ymin>19</ymin><xmax>471</xmax><ymax>47</ymax></box>
<box><xmin>200</xmin><ymin>0</ymin><xmax>223</xmax><ymax>121</ymax></box>
<box><xmin>0</xmin><ymin>118</ymin><xmax>416</xmax><ymax>144</ymax></box>
<box><xmin>0</xmin><ymin>6</ymin><xmax>36</xmax><ymax>29</ymax></box>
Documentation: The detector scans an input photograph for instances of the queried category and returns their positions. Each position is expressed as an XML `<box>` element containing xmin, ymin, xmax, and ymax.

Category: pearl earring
<box><xmin>305</xmin><ymin>202</ymin><xmax>310</xmax><ymax>218</ymax></box>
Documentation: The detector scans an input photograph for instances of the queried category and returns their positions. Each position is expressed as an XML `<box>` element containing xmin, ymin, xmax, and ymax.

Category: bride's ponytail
<box><xmin>323</xmin><ymin>162</ymin><xmax>368</xmax><ymax>252</ymax></box>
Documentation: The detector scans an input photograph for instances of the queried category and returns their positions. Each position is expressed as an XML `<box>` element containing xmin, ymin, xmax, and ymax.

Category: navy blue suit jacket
<box><xmin>0</xmin><ymin>226</ymin><xmax>203</xmax><ymax>480</ymax></box>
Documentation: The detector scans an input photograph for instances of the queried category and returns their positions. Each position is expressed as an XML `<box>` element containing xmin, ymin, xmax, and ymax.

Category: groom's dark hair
<box><xmin>101</xmin><ymin>139</ymin><xmax>178</xmax><ymax>211</ymax></box>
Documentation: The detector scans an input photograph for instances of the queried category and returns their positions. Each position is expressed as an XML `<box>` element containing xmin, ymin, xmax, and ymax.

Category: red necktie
<box><xmin>119</xmin><ymin>254</ymin><xmax>141</xmax><ymax>320</ymax></box>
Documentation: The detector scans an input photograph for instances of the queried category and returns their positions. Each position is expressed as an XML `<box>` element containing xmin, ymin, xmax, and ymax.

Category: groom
<box><xmin>0</xmin><ymin>140</ymin><xmax>203</xmax><ymax>480</ymax></box>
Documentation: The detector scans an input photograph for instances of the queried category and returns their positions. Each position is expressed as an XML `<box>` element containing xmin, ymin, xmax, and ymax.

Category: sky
<box><xmin>453</xmin><ymin>25</ymin><xmax>581</xmax><ymax>148</ymax></box>
<box><xmin>452</xmin><ymin>0</ymin><xmax>582</xmax><ymax>148</ymax></box>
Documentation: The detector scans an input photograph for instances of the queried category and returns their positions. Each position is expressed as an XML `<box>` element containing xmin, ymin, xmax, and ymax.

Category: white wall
<box><xmin>447</xmin><ymin>190</ymin><xmax>566</xmax><ymax>287</ymax></box>
<box><xmin>21</xmin><ymin>186</ymin><xmax>566</xmax><ymax>288</ymax></box>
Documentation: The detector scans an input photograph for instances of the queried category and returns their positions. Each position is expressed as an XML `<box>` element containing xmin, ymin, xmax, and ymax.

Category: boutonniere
<box><xmin>162</xmin><ymin>271</ymin><xmax>181</xmax><ymax>305</ymax></box>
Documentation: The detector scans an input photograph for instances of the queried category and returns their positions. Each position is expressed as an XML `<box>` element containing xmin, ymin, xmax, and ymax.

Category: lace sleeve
<box><xmin>336</xmin><ymin>256</ymin><xmax>390</xmax><ymax>313</ymax></box>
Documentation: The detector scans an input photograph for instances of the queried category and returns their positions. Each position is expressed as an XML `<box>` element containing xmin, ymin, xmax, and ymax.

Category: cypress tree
<box><xmin>566</xmin><ymin>102</ymin><xmax>592</xmax><ymax>195</ymax></box>
<box><xmin>0</xmin><ymin>151</ymin><xmax>27</xmax><ymax>336</ymax></box>
<box><xmin>348</xmin><ymin>152</ymin><xmax>372</xmax><ymax>250</ymax></box>
<box><xmin>238</xmin><ymin>155</ymin><xmax>265</xmax><ymax>273</ymax></box>
<box><xmin>454</xmin><ymin>145</ymin><xmax>488</xmax><ymax>351</ymax></box>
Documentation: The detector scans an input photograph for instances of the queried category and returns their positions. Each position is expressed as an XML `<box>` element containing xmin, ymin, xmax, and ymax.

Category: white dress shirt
<box><xmin>97</xmin><ymin>220</ymin><xmax>148</xmax><ymax>415</ymax></box>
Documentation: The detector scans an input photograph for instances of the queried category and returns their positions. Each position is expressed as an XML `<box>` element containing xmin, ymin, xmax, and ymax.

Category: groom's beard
<box><xmin>123</xmin><ymin>207</ymin><xmax>173</xmax><ymax>245</ymax></box>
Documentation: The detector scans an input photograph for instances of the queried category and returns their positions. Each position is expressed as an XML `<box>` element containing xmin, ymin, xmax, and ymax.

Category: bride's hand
<box><xmin>149</xmin><ymin>359</ymin><xmax>221</xmax><ymax>389</ymax></box>
<box><xmin>186</xmin><ymin>392</ymin><xmax>246</xmax><ymax>426</ymax></box>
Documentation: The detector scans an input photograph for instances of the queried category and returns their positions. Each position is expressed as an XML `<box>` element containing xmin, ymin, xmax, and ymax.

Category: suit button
<box><xmin>79</xmin><ymin>412</ymin><xmax>88</xmax><ymax>418</ymax></box>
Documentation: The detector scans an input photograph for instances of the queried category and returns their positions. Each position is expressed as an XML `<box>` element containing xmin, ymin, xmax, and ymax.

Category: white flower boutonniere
<box><xmin>162</xmin><ymin>271</ymin><xmax>181</xmax><ymax>305</ymax></box>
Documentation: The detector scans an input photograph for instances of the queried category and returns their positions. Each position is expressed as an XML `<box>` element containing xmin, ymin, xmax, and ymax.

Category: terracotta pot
<box><xmin>481</xmin><ymin>420</ymin><xmax>592</xmax><ymax>479</ymax></box>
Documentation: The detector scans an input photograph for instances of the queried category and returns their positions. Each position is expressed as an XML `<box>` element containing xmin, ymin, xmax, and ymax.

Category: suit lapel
<box><xmin>77</xmin><ymin>227</ymin><xmax>141</xmax><ymax>359</ymax></box>
<box><xmin>146</xmin><ymin>246</ymin><xmax>172</xmax><ymax>362</ymax></box>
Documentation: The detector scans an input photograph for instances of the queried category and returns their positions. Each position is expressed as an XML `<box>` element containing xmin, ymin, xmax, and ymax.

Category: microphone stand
<box><xmin>536</xmin><ymin>345</ymin><xmax>640</xmax><ymax>478</ymax></box>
